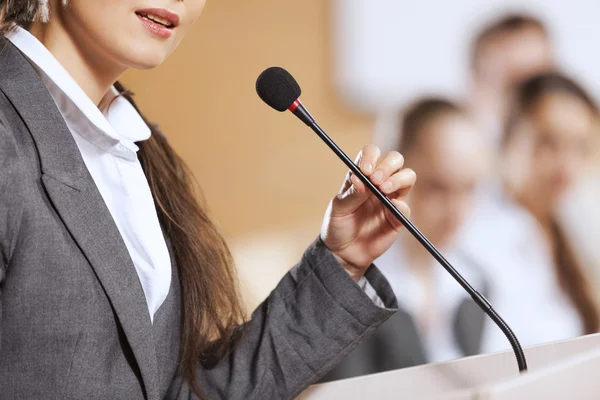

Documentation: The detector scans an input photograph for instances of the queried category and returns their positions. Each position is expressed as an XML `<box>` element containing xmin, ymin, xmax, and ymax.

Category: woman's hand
<box><xmin>320</xmin><ymin>145</ymin><xmax>416</xmax><ymax>281</ymax></box>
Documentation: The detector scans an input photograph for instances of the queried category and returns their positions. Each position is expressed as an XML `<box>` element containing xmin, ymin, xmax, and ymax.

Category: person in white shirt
<box><xmin>460</xmin><ymin>72</ymin><xmax>600</xmax><ymax>354</ymax></box>
<box><xmin>0</xmin><ymin>1</ymin><xmax>419</xmax><ymax>399</ymax></box>
<box><xmin>322</xmin><ymin>97</ymin><xmax>490</xmax><ymax>382</ymax></box>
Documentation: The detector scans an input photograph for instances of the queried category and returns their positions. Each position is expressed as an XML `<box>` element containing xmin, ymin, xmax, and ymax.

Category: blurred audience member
<box><xmin>470</xmin><ymin>14</ymin><xmax>554</xmax><ymax>147</ymax></box>
<box><xmin>321</xmin><ymin>98</ymin><xmax>489</xmax><ymax>382</ymax></box>
<box><xmin>460</xmin><ymin>73</ymin><xmax>600</xmax><ymax>354</ymax></box>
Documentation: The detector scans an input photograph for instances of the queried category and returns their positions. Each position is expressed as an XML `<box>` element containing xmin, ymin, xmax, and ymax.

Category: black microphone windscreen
<box><xmin>256</xmin><ymin>67</ymin><xmax>302</xmax><ymax>112</ymax></box>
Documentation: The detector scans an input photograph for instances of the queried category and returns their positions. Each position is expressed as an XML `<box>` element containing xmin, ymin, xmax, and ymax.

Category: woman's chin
<box><xmin>115</xmin><ymin>46</ymin><xmax>169</xmax><ymax>70</ymax></box>
<box><xmin>125</xmin><ymin>54</ymin><xmax>167</xmax><ymax>70</ymax></box>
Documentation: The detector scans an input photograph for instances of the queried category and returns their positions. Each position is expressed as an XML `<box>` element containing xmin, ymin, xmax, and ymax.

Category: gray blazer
<box><xmin>0</xmin><ymin>38</ymin><xmax>398</xmax><ymax>400</ymax></box>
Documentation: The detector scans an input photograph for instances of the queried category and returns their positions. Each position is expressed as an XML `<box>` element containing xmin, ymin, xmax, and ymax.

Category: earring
<box><xmin>35</xmin><ymin>0</ymin><xmax>50</xmax><ymax>23</ymax></box>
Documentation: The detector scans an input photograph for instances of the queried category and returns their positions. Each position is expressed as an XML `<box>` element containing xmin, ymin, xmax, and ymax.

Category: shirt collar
<box><xmin>6</xmin><ymin>26</ymin><xmax>151</xmax><ymax>159</ymax></box>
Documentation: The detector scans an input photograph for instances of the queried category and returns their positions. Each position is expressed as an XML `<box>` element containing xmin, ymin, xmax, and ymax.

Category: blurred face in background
<box><xmin>405</xmin><ymin>114</ymin><xmax>488</xmax><ymax>249</ymax></box>
<box><xmin>474</xmin><ymin>26</ymin><xmax>553</xmax><ymax>138</ymax></box>
<box><xmin>504</xmin><ymin>93</ymin><xmax>596</xmax><ymax>216</ymax></box>
<box><xmin>477</xmin><ymin>27</ymin><xmax>553</xmax><ymax>96</ymax></box>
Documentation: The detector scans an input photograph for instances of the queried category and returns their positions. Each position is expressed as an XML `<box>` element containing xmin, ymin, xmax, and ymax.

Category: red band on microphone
<box><xmin>288</xmin><ymin>99</ymin><xmax>301</xmax><ymax>112</ymax></box>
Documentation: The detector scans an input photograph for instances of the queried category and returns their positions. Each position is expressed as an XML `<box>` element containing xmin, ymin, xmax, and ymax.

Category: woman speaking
<box><xmin>0</xmin><ymin>1</ymin><xmax>415</xmax><ymax>399</ymax></box>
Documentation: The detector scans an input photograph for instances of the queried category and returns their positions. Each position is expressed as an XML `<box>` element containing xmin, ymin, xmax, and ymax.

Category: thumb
<box><xmin>331</xmin><ymin>172</ymin><xmax>370</xmax><ymax>216</ymax></box>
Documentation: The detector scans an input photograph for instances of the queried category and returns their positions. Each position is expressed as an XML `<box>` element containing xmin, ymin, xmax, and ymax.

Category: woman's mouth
<box><xmin>135</xmin><ymin>8</ymin><xmax>180</xmax><ymax>39</ymax></box>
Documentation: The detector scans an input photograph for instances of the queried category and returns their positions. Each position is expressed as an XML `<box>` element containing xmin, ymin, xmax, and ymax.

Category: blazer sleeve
<box><xmin>168</xmin><ymin>237</ymin><xmax>398</xmax><ymax>400</ymax></box>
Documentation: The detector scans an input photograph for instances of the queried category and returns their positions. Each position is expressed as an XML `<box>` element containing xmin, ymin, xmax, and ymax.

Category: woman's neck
<box><xmin>28</xmin><ymin>21</ymin><xmax>125</xmax><ymax>105</ymax></box>
<box><xmin>508</xmin><ymin>186</ymin><xmax>555</xmax><ymax>245</ymax></box>
<box><xmin>471</xmin><ymin>84</ymin><xmax>505</xmax><ymax>124</ymax></box>
<box><xmin>512</xmin><ymin>187</ymin><xmax>552</xmax><ymax>224</ymax></box>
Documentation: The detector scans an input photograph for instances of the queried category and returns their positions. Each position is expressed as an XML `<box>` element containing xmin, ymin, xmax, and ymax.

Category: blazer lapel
<box><xmin>0</xmin><ymin>38</ymin><xmax>160</xmax><ymax>400</ymax></box>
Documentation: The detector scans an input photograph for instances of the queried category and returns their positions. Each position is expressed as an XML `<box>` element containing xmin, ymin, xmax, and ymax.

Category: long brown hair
<box><xmin>116</xmin><ymin>84</ymin><xmax>246</xmax><ymax>391</ymax></box>
<box><xmin>0</xmin><ymin>1</ymin><xmax>247</xmax><ymax>396</ymax></box>
<box><xmin>504</xmin><ymin>73</ymin><xmax>600</xmax><ymax>333</ymax></box>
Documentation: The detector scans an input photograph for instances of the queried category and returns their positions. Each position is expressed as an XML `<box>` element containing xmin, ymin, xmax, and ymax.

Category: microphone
<box><xmin>256</xmin><ymin>66</ymin><xmax>528</xmax><ymax>373</ymax></box>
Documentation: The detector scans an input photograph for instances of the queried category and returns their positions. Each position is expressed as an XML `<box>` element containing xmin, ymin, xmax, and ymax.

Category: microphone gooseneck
<box><xmin>256</xmin><ymin>66</ymin><xmax>528</xmax><ymax>374</ymax></box>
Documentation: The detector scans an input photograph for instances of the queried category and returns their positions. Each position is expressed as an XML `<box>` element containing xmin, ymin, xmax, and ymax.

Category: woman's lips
<box><xmin>135</xmin><ymin>9</ymin><xmax>180</xmax><ymax>39</ymax></box>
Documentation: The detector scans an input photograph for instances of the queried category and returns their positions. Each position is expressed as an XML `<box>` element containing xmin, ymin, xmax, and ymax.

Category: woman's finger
<box><xmin>370</xmin><ymin>151</ymin><xmax>405</xmax><ymax>185</ymax></box>
<box><xmin>357</xmin><ymin>144</ymin><xmax>381</xmax><ymax>177</ymax></box>
<box><xmin>338</xmin><ymin>149</ymin><xmax>368</xmax><ymax>195</ymax></box>
<box><xmin>384</xmin><ymin>199</ymin><xmax>411</xmax><ymax>231</ymax></box>
<box><xmin>379</xmin><ymin>168</ymin><xmax>416</xmax><ymax>195</ymax></box>
<box><xmin>331</xmin><ymin>173</ymin><xmax>369</xmax><ymax>217</ymax></box>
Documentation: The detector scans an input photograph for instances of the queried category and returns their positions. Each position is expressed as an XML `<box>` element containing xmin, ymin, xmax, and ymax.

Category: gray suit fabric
<box><xmin>0</xmin><ymin>38</ymin><xmax>398</xmax><ymax>400</ymax></box>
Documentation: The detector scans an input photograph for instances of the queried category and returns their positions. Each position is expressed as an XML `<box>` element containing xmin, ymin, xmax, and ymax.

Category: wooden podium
<box><xmin>298</xmin><ymin>333</ymin><xmax>600</xmax><ymax>399</ymax></box>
